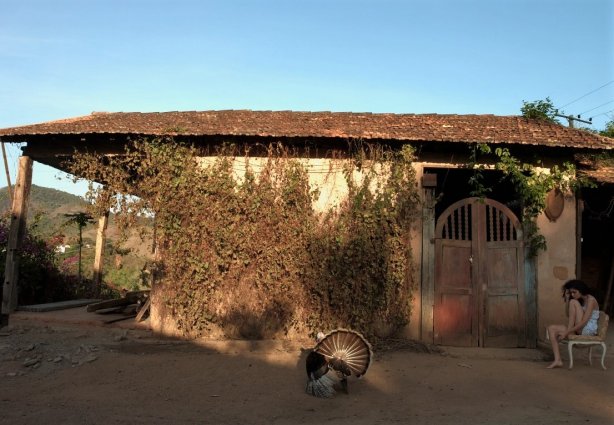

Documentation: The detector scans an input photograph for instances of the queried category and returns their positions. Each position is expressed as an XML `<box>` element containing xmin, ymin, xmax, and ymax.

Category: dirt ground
<box><xmin>1</xmin><ymin>311</ymin><xmax>613</xmax><ymax>425</ymax></box>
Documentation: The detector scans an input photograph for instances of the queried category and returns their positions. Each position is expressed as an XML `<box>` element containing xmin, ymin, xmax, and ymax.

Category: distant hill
<box><xmin>0</xmin><ymin>184</ymin><xmax>88</xmax><ymax>213</ymax></box>
<box><xmin>0</xmin><ymin>185</ymin><xmax>90</xmax><ymax>240</ymax></box>
<box><xmin>0</xmin><ymin>185</ymin><xmax>153</xmax><ymax>253</ymax></box>
<box><xmin>0</xmin><ymin>185</ymin><xmax>154</xmax><ymax>290</ymax></box>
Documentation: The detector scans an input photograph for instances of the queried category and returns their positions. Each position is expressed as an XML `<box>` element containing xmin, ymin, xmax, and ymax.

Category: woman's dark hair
<box><xmin>561</xmin><ymin>279</ymin><xmax>591</xmax><ymax>300</ymax></box>
<box><xmin>561</xmin><ymin>279</ymin><xmax>582</xmax><ymax>301</ymax></box>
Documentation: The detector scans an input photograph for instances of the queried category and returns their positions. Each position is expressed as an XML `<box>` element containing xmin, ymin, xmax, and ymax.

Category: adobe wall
<box><xmin>149</xmin><ymin>155</ymin><xmax>577</xmax><ymax>343</ymax></box>
<box><xmin>150</xmin><ymin>156</ymin><xmax>424</xmax><ymax>339</ymax></box>
<box><xmin>535</xmin><ymin>195</ymin><xmax>578</xmax><ymax>340</ymax></box>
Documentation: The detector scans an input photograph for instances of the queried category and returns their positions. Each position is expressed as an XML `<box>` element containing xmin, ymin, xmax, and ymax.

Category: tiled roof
<box><xmin>576</xmin><ymin>155</ymin><xmax>614</xmax><ymax>184</ymax></box>
<box><xmin>581</xmin><ymin>168</ymin><xmax>614</xmax><ymax>183</ymax></box>
<box><xmin>0</xmin><ymin>110</ymin><xmax>612</xmax><ymax>149</ymax></box>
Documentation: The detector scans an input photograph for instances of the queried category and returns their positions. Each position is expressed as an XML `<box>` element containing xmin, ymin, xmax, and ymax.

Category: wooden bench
<box><xmin>566</xmin><ymin>311</ymin><xmax>609</xmax><ymax>370</ymax></box>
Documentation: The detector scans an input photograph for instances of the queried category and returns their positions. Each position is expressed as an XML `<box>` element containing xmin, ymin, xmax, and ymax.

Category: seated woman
<box><xmin>546</xmin><ymin>279</ymin><xmax>600</xmax><ymax>369</ymax></box>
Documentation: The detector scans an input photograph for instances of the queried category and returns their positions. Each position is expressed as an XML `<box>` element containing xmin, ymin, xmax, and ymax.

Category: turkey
<box><xmin>305</xmin><ymin>329</ymin><xmax>373</xmax><ymax>398</ymax></box>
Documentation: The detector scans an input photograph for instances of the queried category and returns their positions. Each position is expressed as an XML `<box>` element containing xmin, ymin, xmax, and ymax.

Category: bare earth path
<box><xmin>1</xmin><ymin>316</ymin><xmax>612</xmax><ymax>425</ymax></box>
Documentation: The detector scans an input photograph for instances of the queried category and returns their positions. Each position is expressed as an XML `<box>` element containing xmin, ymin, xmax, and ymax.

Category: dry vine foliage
<box><xmin>68</xmin><ymin>138</ymin><xmax>421</xmax><ymax>339</ymax></box>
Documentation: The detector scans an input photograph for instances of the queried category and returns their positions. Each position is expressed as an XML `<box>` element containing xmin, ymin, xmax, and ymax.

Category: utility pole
<box><xmin>554</xmin><ymin>113</ymin><xmax>592</xmax><ymax>128</ymax></box>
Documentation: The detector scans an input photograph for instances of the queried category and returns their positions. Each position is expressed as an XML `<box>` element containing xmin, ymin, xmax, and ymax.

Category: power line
<box><xmin>591</xmin><ymin>108</ymin><xmax>614</xmax><ymax>119</ymax></box>
<box><xmin>560</xmin><ymin>80</ymin><xmax>614</xmax><ymax>109</ymax></box>
<box><xmin>579</xmin><ymin>99</ymin><xmax>614</xmax><ymax>116</ymax></box>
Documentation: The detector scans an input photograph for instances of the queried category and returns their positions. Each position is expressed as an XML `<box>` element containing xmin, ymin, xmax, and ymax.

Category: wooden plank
<box><xmin>87</xmin><ymin>291</ymin><xmax>150</xmax><ymax>313</ymax></box>
<box><xmin>136</xmin><ymin>297</ymin><xmax>151</xmax><ymax>322</ymax></box>
<box><xmin>93</xmin><ymin>212</ymin><xmax>109</xmax><ymax>286</ymax></box>
<box><xmin>22</xmin><ymin>138</ymin><xmax>128</xmax><ymax>157</ymax></box>
<box><xmin>482</xmin><ymin>200</ymin><xmax>526</xmax><ymax>348</ymax></box>
<box><xmin>524</xmin><ymin>252</ymin><xmax>537</xmax><ymax>348</ymax></box>
<box><xmin>94</xmin><ymin>306</ymin><xmax>131</xmax><ymax>315</ymax></box>
<box><xmin>87</xmin><ymin>298</ymin><xmax>131</xmax><ymax>312</ymax></box>
<box><xmin>124</xmin><ymin>290</ymin><xmax>150</xmax><ymax>303</ymax></box>
<box><xmin>576</xmin><ymin>199</ymin><xmax>583</xmax><ymax>279</ymax></box>
<box><xmin>434</xmin><ymin>238</ymin><xmax>474</xmax><ymax>345</ymax></box>
<box><xmin>103</xmin><ymin>313</ymin><xmax>137</xmax><ymax>324</ymax></box>
<box><xmin>17</xmin><ymin>299</ymin><xmax>102</xmax><ymax>312</ymax></box>
<box><xmin>474</xmin><ymin>201</ymin><xmax>486</xmax><ymax>348</ymax></box>
<box><xmin>1</xmin><ymin>156</ymin><xmax>33</xmax><ymax>325</ymax></box>
<box><xmin>420</xmin><ymin>187</ymin><xmax>436</xmax><ymax>343</ymax></box>
<box><xmin>484</xmin><ymin>245</ymin><xmax>525</xmax><ymax>348</ymax></box>
<box><xmin>602</xmin><ymin>249</ymin><xmax>614</xmax><ymax>316</ymax></box>
<box><xmin>433</xmin><ymin>198</ymin><xmax>477</xmax><ymax>347</ymax></box>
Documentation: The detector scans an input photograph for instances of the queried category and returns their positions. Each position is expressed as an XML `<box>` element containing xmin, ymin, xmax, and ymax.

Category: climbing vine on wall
<box><xmin>68</xmin><ymin>139</ymin><xmax>420</xmax><ymax>339</ymax></box>
<box><xmin>468</xmin><ymin>143</ymin><xmax>594</xmax><ymax>256</ymax></box>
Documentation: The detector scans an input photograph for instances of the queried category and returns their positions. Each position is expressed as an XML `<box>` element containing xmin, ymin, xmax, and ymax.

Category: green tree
<box><xmin>600</xmin><ymin>119</ymin><xmax>614</xmax><ymax>138</ymax></box>
<box><xmin>63</xmin><ymin>212</ymin><xmax>94</xmax><ymax>282</ymax></box>
<box><xmin>521</xmin><ymin>97</ymin><xmax>559</xmax><ymax>123</ymax></box>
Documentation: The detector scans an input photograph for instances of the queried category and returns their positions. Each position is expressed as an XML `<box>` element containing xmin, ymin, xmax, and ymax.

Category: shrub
<box><xmin>0</xmin><ymin>214</ymin><xmax>118</xmax><ymax>305</ymax></box>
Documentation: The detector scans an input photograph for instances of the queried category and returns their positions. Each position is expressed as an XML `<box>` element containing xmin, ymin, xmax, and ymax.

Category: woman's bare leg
<box><xmin>568</xmin><ymin>300</ymin><xmax>583</xmax><ymax>332</ymax></box>
<box><xmin>546</xmin><ymin>324</ymin><xmax>567</xmax><ymax>368</ymax></box>
<box><xmin>547</xmin><ymin>300</ymin><xmax>583</xmax><ymax>368</ymax></box>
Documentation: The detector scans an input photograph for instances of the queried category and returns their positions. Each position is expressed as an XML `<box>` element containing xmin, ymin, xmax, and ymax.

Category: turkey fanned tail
<box><xmin>315</xmin><ymin>329</ymin><xmax>373</xmax><ymax>378</ymax></box>
<box><xmin>305</xmin><ymin>329</ymin><xmax>373</xmax><ymax>398</ymax></box>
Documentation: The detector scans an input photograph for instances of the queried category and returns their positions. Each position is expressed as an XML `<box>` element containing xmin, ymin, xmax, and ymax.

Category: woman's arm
<box><xmin>565</xmin><ymin>297</ymin><xmax>598</xmax><ymax>335</ymax></box>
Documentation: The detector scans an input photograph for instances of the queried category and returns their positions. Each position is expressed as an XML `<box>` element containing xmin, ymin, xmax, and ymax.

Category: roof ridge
<box><xmin>0</xmin><ymin>110</ymin><xmax>611</xmax><ymax>149</ymax></box>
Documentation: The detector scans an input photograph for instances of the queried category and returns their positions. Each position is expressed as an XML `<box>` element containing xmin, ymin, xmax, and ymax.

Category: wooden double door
<box><xmin>433</xmin><ymin>197</ymin><xmax>526</xmax><ymax>347</ymax></box>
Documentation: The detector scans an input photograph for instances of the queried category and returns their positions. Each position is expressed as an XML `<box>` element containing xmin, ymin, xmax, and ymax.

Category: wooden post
<box><xmin>420</xmin><ymin>173</ymin><xmax>437</xmax><ymax>343</ymax></box>
<box><xmin>576</xmin><ymin>199</ymin><xmax>584</xmax><ymax>279</ymax></box>
<box><xmin>1</xmin><ymin>156</ymin><xmax>33</xmax><ymax>326</ymax></box>
<box><xmin>93</xmin><ymin>211</ymin><xmax>109</xmax><ymax>286</ymax></box>
<box><xmin>151</xmin><ymin>215</ymin><xmax>157</xmax><ymax>255</ymax></box>
<box><xmin>603</xmin><ymin>248</ymin><xmax>614</xmax><ymax>316</ymax></box>
<box><xmin>524</xmin><ymin>253</ymin><xmax>537</xmax><ymax>348</ymax></box>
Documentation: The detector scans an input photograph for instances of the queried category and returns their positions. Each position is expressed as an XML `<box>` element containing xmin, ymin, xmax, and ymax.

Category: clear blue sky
<box><xmin>1</xmin><ymin>0</ymin><xmax>612</xmax><ymax>196</ymax></box>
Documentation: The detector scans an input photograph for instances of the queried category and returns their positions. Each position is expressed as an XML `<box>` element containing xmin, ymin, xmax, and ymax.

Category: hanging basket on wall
<box><xmin>544</xmin><ymin>188</ymin><xmax>565</xmax><ymax>222</ymax></box>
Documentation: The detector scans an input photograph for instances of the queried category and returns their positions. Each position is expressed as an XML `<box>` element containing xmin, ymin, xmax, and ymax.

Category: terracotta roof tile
<box><xmin>576</xmin><ymin>154</ymin><xmax>614</xmax><ymax>183</ymax></box>
<box><xmin>581</xmin><ymin>168</ymin><xmax>614</xmax><ymax>183</ymax></box>
<box><xmin>0</xmin><ymin>110</ymin><xmax>612</xmax><ymax>149</ymax></box>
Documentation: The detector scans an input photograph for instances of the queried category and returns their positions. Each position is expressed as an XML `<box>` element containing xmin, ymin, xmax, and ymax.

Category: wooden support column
<box><xmin>524</xmin><ymin>235</ymin><xmax>538</xmax><ymax>348</ymax></box>
<box><xmin>93</xmin><ymin>211</ymin><xmax>109</xmax><ymax>286</ymax></box>
<box><xmin>420</xmin><ymin>173</ymin><xmax>437</xmax><ymax>343</ymax></box>
<box><xmin>1</xmin><ymin>156</ymin><xmax>33</xmax><ymax>326</ymax></box>
<box><xmin>603</xmin><ymin>250</ymin><xmax>614</xmax><ymax>316</ymax></box>
<box><xmin>576</xmin><ymin>199</ymin><xmax>584</xmax><ymax>279</ymax></box>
